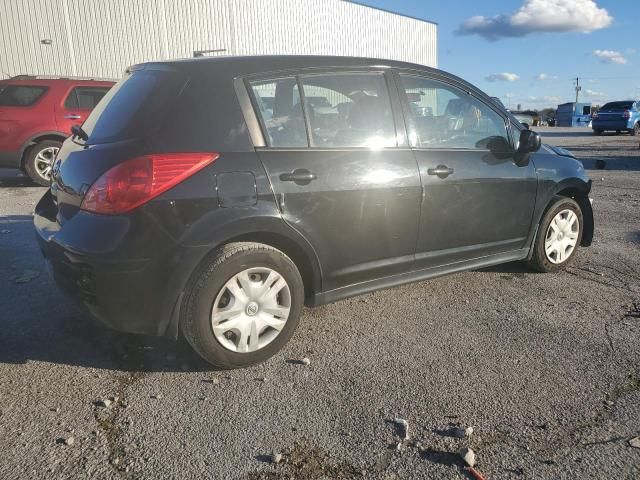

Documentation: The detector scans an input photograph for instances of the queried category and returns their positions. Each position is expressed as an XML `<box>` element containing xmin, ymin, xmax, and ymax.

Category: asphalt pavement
<box><xmin>0</xmin><ymin>128</ymin><xmax>639</xmax><ymax>479</ymax></box>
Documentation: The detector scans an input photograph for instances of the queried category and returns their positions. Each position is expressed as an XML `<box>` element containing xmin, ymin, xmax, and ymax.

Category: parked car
<box><xmin>490</xmin><ymin>96</ymin><xmax>506</xmax><ymax>109</ymax></box>
<box><xmin>592</xmin><ymin>100</ymin><xmax>640</xmax><ymax>136</ymax></box>
<box><xmin>0</xmin><ymin>75</ymin><xmax>114</xmax><ymax>185</ymax></box>
<box><xmin>34</xmin><ymin>56</ymin><xmax>594</xmax><ymax>368</ymax></box>
<box><xmin>511</xmin><ymin>111</ymin><xmax>537</xmax><ymax>129</ymax></box>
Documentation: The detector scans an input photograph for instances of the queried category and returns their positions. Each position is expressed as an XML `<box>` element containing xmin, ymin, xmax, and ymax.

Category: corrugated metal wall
<box><xmin>0</xmin><ymin>0</ymin><xmax>437</xmax><ymax>80</ymax></box>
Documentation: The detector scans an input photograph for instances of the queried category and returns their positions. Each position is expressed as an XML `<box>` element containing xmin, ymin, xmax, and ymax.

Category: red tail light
<box><xmin>623</xmin><ymin>109</ymin><xmax>631</xmax><ymax>119</ymax></box>
<box><xmin>81</xmin><ymin>153</ymin><xmax>219</xmax><ymax>214</ymax></box>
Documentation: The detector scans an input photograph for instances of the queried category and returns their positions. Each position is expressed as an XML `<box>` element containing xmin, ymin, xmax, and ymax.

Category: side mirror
<box><xmin>514</xmin><ymin>129</ymin><xmax>541</xmax><ymax>166</ymax></box>
<box><xmin>517</xmin><ymin>129</ymin><xmax>541</xmax><ymax>154</ymax></box>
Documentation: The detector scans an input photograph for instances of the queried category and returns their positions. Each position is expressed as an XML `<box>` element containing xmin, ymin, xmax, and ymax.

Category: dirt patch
<box><xmin>247</xmin><ymin>442</ymin><xmax>378</xmax><ymax>479</ymax></box>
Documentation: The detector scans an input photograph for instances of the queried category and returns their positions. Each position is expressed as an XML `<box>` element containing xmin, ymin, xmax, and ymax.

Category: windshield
<box><xmin>80</xmin><ymin>69</ymin><xmax>187</xmax><ymax>144</ymax></box>
<box><xmin>600</xmin><ymin>102</ymin><xmax>633</xmax><ymax>112</ymax></box>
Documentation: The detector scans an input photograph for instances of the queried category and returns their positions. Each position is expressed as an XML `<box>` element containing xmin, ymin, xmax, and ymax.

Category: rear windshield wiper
<box><xmin>71</xmin><ymin>124</ymin><xmax>89</xmax><ymax>142</ymax></box>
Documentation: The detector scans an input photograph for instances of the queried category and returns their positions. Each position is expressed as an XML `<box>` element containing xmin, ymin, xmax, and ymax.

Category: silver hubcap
<box><xmin>211</xmin><ymin>267</ymin><xmax>291</xmax><ymax>353</ymax></box>
<box><xmin>545</xmin><ymin>209</ymin><xmax>579</xmax><ymax>264</ymax></box>
<box><xmin>34</xmin><ymin>146</ymin><xmax>59</xmax><ymax>179</ymax></box>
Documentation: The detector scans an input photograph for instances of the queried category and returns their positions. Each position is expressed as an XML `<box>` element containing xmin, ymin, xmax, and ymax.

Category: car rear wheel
<box><xmin>593</xmin><ymin>129</ymin><xmax>603</xmax><ymax>135</ymax></box>
<box><xmin>527</xmin><ymin>197</ymin><xmax>583</xmax><ymax>273</ymax></box>
<box><xmin>181</xmin><ymin>242</ymin><xmax>304</xmax><ymax>369</ymax></box>
<box><xmin>24</xmin><ymin>140</ymin><xmax>61</xmax><ymax>186</ymax></box>
<box><xmin>631</xmin><ymin>123</ymin><xmax>639</xmax><ymax>136</ymax></box>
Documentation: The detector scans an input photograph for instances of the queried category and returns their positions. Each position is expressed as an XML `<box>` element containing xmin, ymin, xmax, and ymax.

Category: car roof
<box><xmin>133</xmin><ymin>55</ymin><xmax>482</xmax><ymax>97</ymax></box>
<box><xmin>0</xmin><ymin>78</ymin><xmax>115</xmax><ymax>87</ymax></box>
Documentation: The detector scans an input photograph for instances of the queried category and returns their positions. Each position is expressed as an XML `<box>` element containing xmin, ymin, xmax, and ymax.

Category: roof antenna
<box><xmin>193</xmin><ymin>48</ymin><xmax>226</xmax><ymax>58</ymax></box>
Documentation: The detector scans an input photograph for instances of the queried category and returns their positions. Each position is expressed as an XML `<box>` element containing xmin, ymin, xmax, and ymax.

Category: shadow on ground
<box><xmin>0</xmin><ymin>214</ymin><xmax>211</xmax><ymax>373</ymax></box>
<box><xmin>577</xmin><ymin>157</ymin><xmax>640</xmax><ymax>171</ymax></box>
<box><xmin>0</xmin><ymin>169</ymin><xmax>40</xmax><ymax>188</ymax></box>
<box><xmin>537</xmin><ymin>130</ymin><xmax>598</xmax><ymax>138</ymax></box>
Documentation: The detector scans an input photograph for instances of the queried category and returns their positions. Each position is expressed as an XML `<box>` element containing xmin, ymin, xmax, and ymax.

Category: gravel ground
<box><xmin>0</xmin><ymin>127</ymin><xmax>639</xmax><ymax>479</ymax></box>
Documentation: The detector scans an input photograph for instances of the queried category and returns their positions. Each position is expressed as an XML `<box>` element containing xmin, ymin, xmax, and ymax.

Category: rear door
<box><xmin>396</xmin><ymin>72</ymin><xmax>537</xmax><ymax>268</ymax></box>
<box><xmin>55</xmin><ymin>85</ymin><xmax>111</xmax><ymax>134</ymax></box>
<box><xmin>248</xmin><ymin>70</ymin><xmax>422</xmax><ymax>291</ymax></box>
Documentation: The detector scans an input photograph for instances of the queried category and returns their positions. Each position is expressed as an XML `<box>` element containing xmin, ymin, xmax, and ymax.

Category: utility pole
<box><xmin>574</xmin><ymin>77</ymin><xmax>581</xmax><ymax>104</ymax></box>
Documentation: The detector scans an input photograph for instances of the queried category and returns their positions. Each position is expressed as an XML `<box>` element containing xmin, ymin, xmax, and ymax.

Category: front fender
<box><xmin>529</xmin><ymin>151</ymin><xmax>593</xmax><ymax>250</ymax></box>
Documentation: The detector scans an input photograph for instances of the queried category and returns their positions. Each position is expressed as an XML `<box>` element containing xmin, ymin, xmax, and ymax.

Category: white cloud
<box><xmin>592</xmin><ymin>50</ymin><xmax>627</xmax><ymax>65</ymax></box>
<box><xmin>536</xmin><ymin>73</ymin><xmax>558</xmax><ymax>80</ymax></box>
<box><xmin>458</xmin><ymin>0</ymin><xmax>613</xmax><ymax>41</ymax></box>
<box><xmin>583</xmin><ymin>89</ymin><xmax>606</xmax><ymax>99</ymax></box>
<box><xmin>528</xmin><ymin>95</ymin><xmax>562</xmax><ymax>103</ymax></box>
<box><xmin>485</xmin><ymin>72</ymin><xmax>520</xmax><ymax>82</ymax></box>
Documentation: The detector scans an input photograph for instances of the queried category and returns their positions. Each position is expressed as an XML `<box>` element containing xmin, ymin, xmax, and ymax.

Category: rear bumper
<box><xmin>33</xmin><ymin>190</ymin><xmax>206</xmax><ymax>337</ymax></box>
<box><xmin>592</xmin><ymin>120</ymin><xmax>633</xmax><ymax>131</ymax></box>
<box><xmin>0</xmin><ymin>150</ymin><xmax>20</xmax><ymax>168</ymax></box>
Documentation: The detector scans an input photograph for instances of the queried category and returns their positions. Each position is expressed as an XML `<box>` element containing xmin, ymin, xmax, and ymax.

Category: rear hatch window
<box><xmin>0</xmin><ymin>85</ymin><xmax>48</xmax><ymax>106</ymax></box>
<box><xmin>79</xmin><ymin>68</ymin><xmax>187</xmax><ymax>145</ymax></box>
<box><xmin>600</xmin><ymin>102</ymin><xmax>633</xmax><ymax>112</ymax></box>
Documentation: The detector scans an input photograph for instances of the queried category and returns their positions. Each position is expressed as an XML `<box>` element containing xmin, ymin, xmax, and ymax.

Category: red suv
<box><xmin>0</xmin><ymin>76</ymin><xmax>114</xmax><ymax>185</ymax></box>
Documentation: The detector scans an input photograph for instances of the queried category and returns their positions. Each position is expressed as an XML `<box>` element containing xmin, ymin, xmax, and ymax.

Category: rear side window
<box><xmin>64</xmin><ymin>87</ymin><xmax>111</xmax><ymax>110</ymax></box>
<box><xmin>400</xmin><ymin>75</ymin><xmax>509</xmax><ymax>150</ymax></box>
<box><xmin>250</xmin><ymin>77</ymin><xmax>307</xmax><ymax>148</ymax></box>
<box><xmin>0</xmin><ymin>85</ymin><xmax>48</xmax><ymax>106</ymax></box>
<box><xmin>80</xmin><ymin>70</ymin><xmax>186</xmax><ymax>144</ymax></box>
<box><xmin>600</xmin><ymin>102</ymin><xmax>633</xmax><ymax>112</ymax></box>
<box><xmin>300</xmin><ymin>73</ymin><xmax>396</xmax><ymax>148</ymax></box>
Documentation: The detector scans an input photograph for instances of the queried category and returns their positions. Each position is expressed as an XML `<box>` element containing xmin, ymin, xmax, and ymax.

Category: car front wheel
<box><xmin>24</xmin><ymin>140</ymin><xmax>61</xmax><ymax>186</ymax></box>
<box><xmin>181</xmin><ymin>242</ymin><xmax>304</xmax><ymax>369</ymax></box>
<box><xmin>528</xmin><ymin>197</ymin><xmax>583</xmax><ymax>272</ymax></box>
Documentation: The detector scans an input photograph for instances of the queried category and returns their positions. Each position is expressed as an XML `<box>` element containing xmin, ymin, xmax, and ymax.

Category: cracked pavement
<box><xmin>0</xmin><ymin>128</ymin><xmax>639</xmax><ymax>479</ymax></box>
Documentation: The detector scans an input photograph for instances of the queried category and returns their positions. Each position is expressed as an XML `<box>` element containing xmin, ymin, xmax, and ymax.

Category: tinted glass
<box><xmin>64</xmin><ymin>87</ymin><xmax>110</xmax><ymax>110</ymax></box>
<box><xmin>401</xmin><ymin>75</ymin><xmax>509</xmax><ymax>150</ymax></box>
<box><xmin>250</xmin><ymin>77</ymin><xmax>306</xmax><ymax>148</ymax></box>
<box><xmin>81</xmin><ymin>70</ymin><xmax>186</xmax><ymax>144</ymax></box>
<box><xmin>300</xmin><ymin>73</ymin><xmax>396</xmax><ymax>148</ymax></box>
<box><xmin>0</xmin><ymin>85</ymin><xmax>47</xmax><ymax>106</ymax></box>
<box><xmin>600</xmin><ymin>102</ymin><xmax>633</xmax><ymax>112</ymax></box>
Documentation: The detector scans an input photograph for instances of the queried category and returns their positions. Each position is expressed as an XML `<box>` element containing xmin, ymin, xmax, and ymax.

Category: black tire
<box><xmin>527</xmin><ymin>196</ymin><xmax>583</xmax><ymax>273</ymax></box>
<box><xmin>181</xmin><ymin>242</ymin><xmax>304</xmax><ymax>369</ymax></box>
<box><xmin>631</xmin><ymin>123</ymin><xmax>639</xmax><ymax>136</ymax></box>
<box><xmin>24</xmin><ymin>140</ymin><xmax>62</xmax><ymax>186</ymax></box>
<box><xmin>593</xmin><ymin>129</ymin><xmax>602</xmax><ymax>136</ymax></box>
<box><xmin>616</xmin><ymin>130</ymin><xmax>621</xmax><ymax>135</ymax></box>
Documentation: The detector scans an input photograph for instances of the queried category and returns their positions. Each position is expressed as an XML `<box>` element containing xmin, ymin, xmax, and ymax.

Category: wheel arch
<box><xmin>554</xmin><ymin>181</ymin><xmax>594</xmax><ymax>247</ymax></box>
<box><xmin>19</xmin><ymin>131</ymin><xmax>67</xmax><ymax>168</ymax></box>
<box><xmin>223</xmin><ymin>231</ymin><xmax>322</xmax><ymax>301</ymax></box>
<box><xmin>164</xmin><ymin>218</ymin><xmax>323</xmax><ymax>339</ymax></box>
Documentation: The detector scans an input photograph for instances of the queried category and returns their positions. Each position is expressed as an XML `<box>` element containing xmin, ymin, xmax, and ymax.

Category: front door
<box><xmin>397</xmin><ymin>73</ymin><xmax>537</xmax><ymax>268</ymax></box>
<box><xmin>55</xmin><ymin>85</ymin><xmax>110</xmax><ymax>134</ymax></box>
<box><xmin>249</xmin><ymin>71</ymin><xmax>422</xmax><ymax>291</ymax></box>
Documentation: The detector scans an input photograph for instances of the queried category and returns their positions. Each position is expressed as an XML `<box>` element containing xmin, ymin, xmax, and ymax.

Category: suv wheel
<box><xmin>24</xmin><ymin>140</ymin><xmax>61</xmax><ymax>186</ymax></box>
<box><xmin>593</xmin><ymin>129</ymin><xmax>603</xmax><ymax>135</ymax></box>
<box><xmin>181</xmin><ymin>242</ymin><xmax>304</xmax><ymax>369</ymax></box>
<box><xmin>631</xmin><ymin>123</ymin><xmax>639</xmax><ymax>136</ymax></box>
<box><xmin>528</xmin><ymin>197</ymin><xmax>583</xmax><ymax>272</ymax></box>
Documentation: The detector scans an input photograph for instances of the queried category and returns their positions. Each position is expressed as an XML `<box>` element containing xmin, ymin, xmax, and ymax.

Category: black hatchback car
<box><xmin>34</xmin><ymin>56</ymin><xmax>593</xmax><ymax>368</ymax></box>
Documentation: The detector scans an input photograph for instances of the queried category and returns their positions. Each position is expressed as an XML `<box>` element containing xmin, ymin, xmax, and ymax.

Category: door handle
<box><xmin>64</xmin><ymin>114</ymin><xmax>82</xmax><ymax>119</ymax></box>
<box><xmin>427</xmin><ymin>165</ymin><xmax>454</xmax><ymax>178</ymax></box>
<box><xmin>280</xmin><ymin>169</ymin><xmax>317</xmax><ymax>184</ymax></box>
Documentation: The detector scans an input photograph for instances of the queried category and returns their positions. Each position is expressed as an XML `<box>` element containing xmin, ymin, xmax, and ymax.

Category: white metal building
<box><xmin>0</xmin><ymin>0</ymin><xmax>437</xmax><ymax>80</ymax></box>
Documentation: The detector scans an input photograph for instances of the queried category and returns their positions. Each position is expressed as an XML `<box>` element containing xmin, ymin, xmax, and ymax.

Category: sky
<box><xmin>358</xmin><ymin>0</ymin><xmax>639</xmax><ymax>110</ymax></box>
